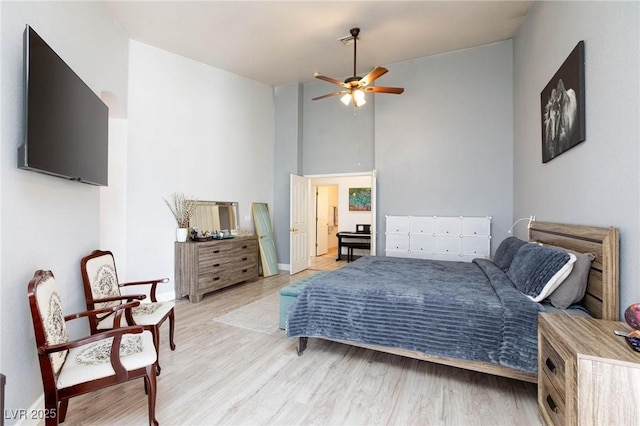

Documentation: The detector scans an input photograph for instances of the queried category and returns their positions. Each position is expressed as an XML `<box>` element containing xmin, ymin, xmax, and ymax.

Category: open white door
<box><xmin>290</xmin><ymin>174</ymin><xmax>311</xmax><ymax>274</ymax></box>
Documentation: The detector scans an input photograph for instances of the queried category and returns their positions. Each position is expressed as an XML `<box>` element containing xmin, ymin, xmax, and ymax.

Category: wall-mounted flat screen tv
<box><xmin>18</xmin><ymin>25</ymin><xmax>108</xmax><ymax>186</ymax></box>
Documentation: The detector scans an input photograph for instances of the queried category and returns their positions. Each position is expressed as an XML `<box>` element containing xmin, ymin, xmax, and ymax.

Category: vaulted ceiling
<box><xmin>106</xmin><ymin>1</ymin><xmax>533</xmax><ymax>87</ymax></box>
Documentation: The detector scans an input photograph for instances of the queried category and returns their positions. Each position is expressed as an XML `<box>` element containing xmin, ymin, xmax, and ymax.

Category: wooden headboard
<box><xmin>528</xmin><ymin>221</ymin><xmax>619</xmax><ymax>321</ymax></box>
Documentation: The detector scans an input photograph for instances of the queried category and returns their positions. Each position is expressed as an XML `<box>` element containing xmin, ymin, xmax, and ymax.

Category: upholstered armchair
<box><xmin>27</xmin><ymin>270</ymin><xmax>158</xmax><ymax>426</ymax></box>
<box><xmin>80</xmin><ymin>250</ymin><xmax>176</xmax><ymax>375</ymax></box>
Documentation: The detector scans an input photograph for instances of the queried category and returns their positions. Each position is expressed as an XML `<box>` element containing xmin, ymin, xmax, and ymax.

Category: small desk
<box><xmin>336</xmin><ymin>232</ymin><xmax>371</xmax><ymax>261</ymax></box>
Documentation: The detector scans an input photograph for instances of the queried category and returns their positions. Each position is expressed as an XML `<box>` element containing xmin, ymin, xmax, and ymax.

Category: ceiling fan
<box><xmin>312</xmin><ymin>27</ymin><xmax>404</xmax><ymax>107</ymax></box>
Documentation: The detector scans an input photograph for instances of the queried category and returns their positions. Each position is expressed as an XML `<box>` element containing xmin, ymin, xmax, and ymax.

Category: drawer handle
<box><xmin>213</xmin><ymin>250</ymin><xmax>220</xmax><ymax>254</ymax></box>
<box><xmin>213</xmin><ymin>263</ymin><xmax>220</xmax><ymax>267</ymax></box>
<box><xmin>545</xmin><ymin>357</ymin><xmax>557</xmax><ymax>374</ymax></box>
<box><xmin>242</xmin><ymin>268</ymin><xmax>248</xmax><ymax>273</ymax></box>
<box><xmin>213</xmin><ymin>277</ymin><xmax>220</xmax><ymax>281</ymax></box>
<box><xmin>242</xmin><ymin>257</ymin><xmax>248</xmax><ymax>261</ymax></box>
<box><xmin>546</xmin><ymin>395</ymin><xmax>558</xmax><ymax>413</ymax></box>
<box><xmin>242</xmin><ymin>245</ymin><xmax>248</xmax><ymax>249</ymax></box>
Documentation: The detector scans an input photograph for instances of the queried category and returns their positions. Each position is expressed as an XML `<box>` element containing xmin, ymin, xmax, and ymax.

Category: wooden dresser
<box><xmin>174</xmin><ymin>236</ymin><xmax>258</xmax><ymax>303</ymax></box>
<box><xmin>538</xmin><ymin>313</ymin><xmax>640</xmax><ymax>426</ymax></box>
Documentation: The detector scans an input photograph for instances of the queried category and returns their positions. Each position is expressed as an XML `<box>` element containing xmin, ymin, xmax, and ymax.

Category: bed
<box><xmin>286</xmin><ymin>221</ymin><xmax>619</xmax><ymax>383</ymax></box>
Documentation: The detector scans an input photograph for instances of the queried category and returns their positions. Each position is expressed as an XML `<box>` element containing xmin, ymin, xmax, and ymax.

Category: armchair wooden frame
<box><xmin>28</xmin><ymin>270</ymin><xmax>158</xmax><ymax>426</ymax></box>
<box><xmin>80</xmin><ymin>250</ymin><xmax>176</xmax><ymax>375</ymax></box>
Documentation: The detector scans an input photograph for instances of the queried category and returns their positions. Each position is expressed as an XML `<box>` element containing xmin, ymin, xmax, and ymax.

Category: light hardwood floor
<box><xmin>56</xmin><ymin>251</ymin><xmax>542</xmax><ymax>425</ymax></box>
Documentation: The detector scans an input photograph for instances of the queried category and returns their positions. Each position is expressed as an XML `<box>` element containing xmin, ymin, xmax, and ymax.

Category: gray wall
<box><xmin>513</xmin><ymin>1</ymin><xmax>640</xmax><ymax>317</ymax></box>
<box><xmin>273</xmin><ymin>78</ymin><xmax>377</xmax><ymax>265</ymax></box>
<box><xmin>274</xmin><ymin>42</ymin><xmax>514</xmax><ymax>262</ymax></box>
<box><xmin>273</xmin><ymin>83</ymin><xmax>304</xmax><ymax>264</ymax></box>
<box><xmin>302</xmin><ymin>81</ymin><xmax>375</xmax><ymax>174</ymax></box>
<box><xmin>374</xmin><ymin>41</ymin><xmax>515</xmax><ymax>253</ymax></box>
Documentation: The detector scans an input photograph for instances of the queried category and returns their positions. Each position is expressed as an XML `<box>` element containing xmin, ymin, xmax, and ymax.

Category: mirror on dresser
<box><xmin>188</xmin><ymin>201</ymin><xmax>238</xmax><ymax>237</ymax></box>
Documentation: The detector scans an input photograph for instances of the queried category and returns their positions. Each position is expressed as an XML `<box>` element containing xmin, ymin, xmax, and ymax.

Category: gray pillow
<box><xmin>493</xmin><ymin>236</ymin><xmax>527</xmax><ymax>272</ymax></box>
<box><xmin>547</xmin><ymin>250</ymin><xmax>595</xmax><ymax>309</ymax></box>
<box><xmin>507</xmin><ymin>243</ymin><xmax>575</xmax><ymax>301</ymax></box>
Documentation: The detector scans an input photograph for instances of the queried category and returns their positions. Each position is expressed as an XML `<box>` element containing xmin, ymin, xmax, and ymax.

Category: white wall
<box><xmin>0</xmin><ymin>5</ymin><xmax>276</xmax><ymax>418</ymax></box>
<box><xmin>0</xmin><ymin>2</ymin><xmax>129</xmax><ymax>421</ymax></box>
<box><xmin>310</xmin><ymin>174</ymin><xmax>373</xmax><ymax>259</ymax></box>
<box><xmin>100</xmin><ymin>118</ymin><xmax>128</xmax><ymax>277</ymax></box>
<box><xmin>125</xmin><ymin>41</ymin><xmax>275</xmax><ymax>297</ymax></box>
<box><xmin>513</xmin><ymin>1</ymin><xmax>640</xmax><ymax>317</ymax></box>
<box><xmin>310</xmin><ymin>175</ymin><xmax>373</xmax><ymax>234</ymax></box>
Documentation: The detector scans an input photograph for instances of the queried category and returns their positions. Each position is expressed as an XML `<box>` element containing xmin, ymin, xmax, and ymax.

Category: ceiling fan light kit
<box><xmin>341</xmin><ymin>90</ymin><xmax>366</xmax><ymax>107</ymax></box>
<box><xmin>313</xmin><ymin>27</ymin><xmax>404</xmax><ymax>107</ymax></box>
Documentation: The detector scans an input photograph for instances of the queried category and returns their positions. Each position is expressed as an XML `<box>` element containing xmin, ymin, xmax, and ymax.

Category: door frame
<box><xmin>306</xmin><ymin>171</ymin><xmax>377</xmax><ymax>259</ymax></box>
<box><xmin>314</xmin><ymin>184</ymin><xmax>333</xmax><ymax>256</ymax></box>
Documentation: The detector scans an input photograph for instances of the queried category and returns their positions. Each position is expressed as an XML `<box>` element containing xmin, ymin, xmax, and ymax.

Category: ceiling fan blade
<box><xmin>314</xmin><ymin>73</ymin><xmax>347</xmax><ymax>88</ymax></box>
<box><xmin>359</xmin><ymin>67</ymin><xmax>388</xmax><ymax>86</ymax></box>
<box><xmin>312</xmin><ymin>91</ymin><xmax>348</xmax><ymax>101</ymax></box>
<box><xmin>364</xmin><ymin>86</ymin><xmax>405</xmax><ymax>94</ymax></box>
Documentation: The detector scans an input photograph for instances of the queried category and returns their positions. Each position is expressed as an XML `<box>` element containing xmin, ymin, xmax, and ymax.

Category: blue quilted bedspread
<box><xmin>286</xmin><ymin>256</ymin><xmax>543</xmax><ymax>374</ymax></box>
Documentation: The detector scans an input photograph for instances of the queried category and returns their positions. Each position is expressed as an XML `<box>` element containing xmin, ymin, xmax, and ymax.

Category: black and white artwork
<box><xmin>541</xmin><ymin>41</ymin><xmax>586</xmax><ymax>163</ymax></box>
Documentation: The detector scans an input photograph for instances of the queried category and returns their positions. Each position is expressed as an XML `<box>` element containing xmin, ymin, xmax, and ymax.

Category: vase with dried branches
<box><xmin>163</xmin><ymin>193</ymin><xmax>197</xmax><ymax>241</ymax></box>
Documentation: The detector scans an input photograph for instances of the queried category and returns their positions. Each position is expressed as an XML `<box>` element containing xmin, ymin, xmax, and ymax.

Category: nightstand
<box><xmin>538</xmin><ymin>313</ymin><xmax>640</xmax><ymax>426</ymax></box>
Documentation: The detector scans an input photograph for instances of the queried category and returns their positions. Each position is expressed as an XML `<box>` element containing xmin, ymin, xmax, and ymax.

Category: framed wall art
<box><xmin>540</xmin><ymin>40</ymin><xmax>586</xmax><ymax>163</ymax></box>
<box><xmin>348</xmin><ymin>187</ymin><xmax>371</xmax><ymax>211</ymax></box>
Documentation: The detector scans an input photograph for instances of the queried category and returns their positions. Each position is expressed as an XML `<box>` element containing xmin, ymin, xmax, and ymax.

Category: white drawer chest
<box><xmin>385</xmin><ymin>215</ymin><xmax>491</xmax><ymax>262</ymax></box>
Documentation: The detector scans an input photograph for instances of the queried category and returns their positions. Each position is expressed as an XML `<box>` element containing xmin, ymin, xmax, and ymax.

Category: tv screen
<box><xmin>19</xmin><ymin>25</ymin><xmax>108</xmax><ymax>186</ymax></box>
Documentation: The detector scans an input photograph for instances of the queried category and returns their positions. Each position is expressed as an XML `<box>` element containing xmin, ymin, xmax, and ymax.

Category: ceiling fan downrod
<box><xmin>351</xmin><ymin>27</ymin><xmax>360</xmax><ymax>78</ymax></box>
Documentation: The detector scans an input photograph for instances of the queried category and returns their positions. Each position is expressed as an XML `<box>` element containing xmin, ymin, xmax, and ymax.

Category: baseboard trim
<box><xmin>12</xmin><ymin>394</ymin><xmax>44</xmax><ymax>426</ymax></box>
<box><xmin>156</xmin><ymin>290</ymin><xmax>176</xmax><ymax>302</ymax></box>
<box><xmin>278</xmin><ymin>263</ymin><xmax>290</xmax><ymax>271</ymax></box>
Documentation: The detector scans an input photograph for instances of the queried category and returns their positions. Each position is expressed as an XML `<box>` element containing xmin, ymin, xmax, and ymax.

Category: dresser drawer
<box><xmin>540</xmin><ymin>334</ymin><xmax>566</xmax><ymax>398</ymax></box>
<box><xmin>198</xmin><ymin>242</ymin><xmax>256</xmax><ymax>265</ymax></box>
<box><xmin>197</xmin><ymin>242</ymin><xmax>233</xmax><ymax>264</ymax></box>
<box><xmin>198</xmin><ymin>261</ymin><xmax>231</xmax><ymax>278</ymax></box>
<box><xmin>199</xmin><ymin>249</ymin><xmax>256</xmax><ymax>274</ymax></box>
<box><xmin>198</xmin><ymin>270</ymin><xmax>234</xmax><ymax>292</ymax></box>
<box><xmin>235</xmin><ymin>264</ymin><xmax>258</xmax><ymax>282</ymax></box>
<box><xmin>539</xmin><ymin>369</ymin><xmax>566</xmax><ymax>426</ymax></box>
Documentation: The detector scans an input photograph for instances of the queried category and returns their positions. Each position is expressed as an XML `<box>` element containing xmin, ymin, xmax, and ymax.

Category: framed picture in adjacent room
<box><xmin>540</xmin><ymin>40</ymin><xmax>586</xmax><ymax>163</ymax></box>
<box><xmin>348</xmin><ymin>187</ymin><xmax>371</xmax><ymax>211</ymax></box>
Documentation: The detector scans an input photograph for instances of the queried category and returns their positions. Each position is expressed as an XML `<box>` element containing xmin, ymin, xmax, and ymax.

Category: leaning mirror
<box><xmin>188</xmin><ymin>201</ymin><xmax>238</xmax><ymax>240</ymax></box>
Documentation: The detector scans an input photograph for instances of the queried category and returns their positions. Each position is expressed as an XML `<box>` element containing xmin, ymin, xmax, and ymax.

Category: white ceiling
<box><xmin>105</xmin><ymin>1</ymin><xmax>533</xmax><ymax>87</ymax></box>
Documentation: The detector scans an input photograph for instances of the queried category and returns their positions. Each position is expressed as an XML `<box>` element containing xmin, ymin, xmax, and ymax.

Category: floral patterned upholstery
<box><xmin>81</xmin><ymin>249</ymin><xmax>176</xmax><ymax>377</ymax></box>
<box><xmin>31</xmin><ymin>272</ymin><xmax>156</xmax><ymax>388</ymax></box>
<box><xmin>83</xmin><ymin>253</ymin><xmax>173</xmax><ymax>327</ymax></box>
<box><xmin>84</xmin><ymin>256</ymin><xmax>121</xmax><ymax>312</ymax></box>
<box><xmin>57</xmin><ymin>332</ymin><xmax>155</xmax><ymax>389</ymax></box>
<box><xmin>34</xmin><ymin>273</ymin><xmax>69</xmax><ymax>375</ymax></box>
<box><xmin>132</xmin><ymin>303</ymin><xmax>162</xmax><ymax>316</ymax></box>
<box><xmin>28</xmin><ymin>269</ymin><xmax>160</xmax><ymax>424</ymax></box>
<box><xmin>75</xmin><ymin>335</ymin><xmax>143</xmax><ymax>366</ymax></box>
